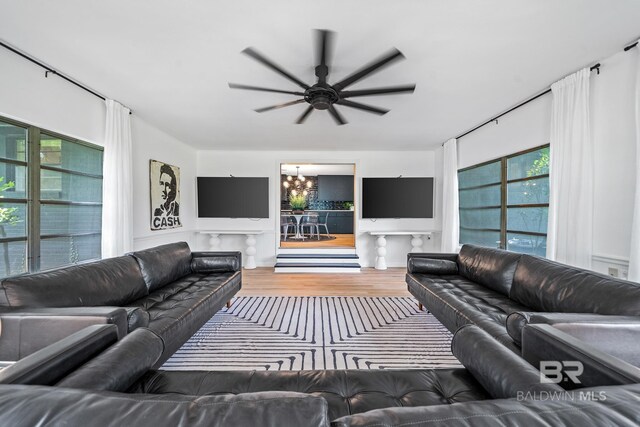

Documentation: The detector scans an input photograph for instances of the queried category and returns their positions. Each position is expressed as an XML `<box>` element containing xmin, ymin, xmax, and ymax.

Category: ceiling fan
<box><xmin>229</xmin><ymin>30</ymin><xmax>416</xmax><ymax>125</ymax></box>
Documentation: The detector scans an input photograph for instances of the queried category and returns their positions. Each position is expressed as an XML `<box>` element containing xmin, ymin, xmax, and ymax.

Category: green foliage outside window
<box><xmin>0</xmin><ymin>177</ymin><xmax>22</xmax><ymax>274</ymax></box>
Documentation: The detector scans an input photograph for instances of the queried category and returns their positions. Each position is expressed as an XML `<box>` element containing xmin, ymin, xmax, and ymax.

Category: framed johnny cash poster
<box><xmin>150</xmin><ymin>159</ymin><xmax>181</xmax><ymax>230</ymax></box>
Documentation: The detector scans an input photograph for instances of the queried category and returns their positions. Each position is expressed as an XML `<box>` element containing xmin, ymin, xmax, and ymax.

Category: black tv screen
<box><xmin>197</xmin><ymin>177</ymin><xmax>269</xmax><ymax>218</ymax></box>
<box><xmin>362</xmin><ymin>177</ymin><xmax>434</xmax><ymax>218</ymax></box>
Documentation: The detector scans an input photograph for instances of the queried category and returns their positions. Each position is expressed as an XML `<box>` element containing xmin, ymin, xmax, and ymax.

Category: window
<box><xmin>0</xmin><ymin>116</ymin><xmax>103</xmax><ymax>277</ymax></box>
<box><xmin>458</xmin><ymin>145</ymin><xmax>549</xmax><ymax>256</ymax></box>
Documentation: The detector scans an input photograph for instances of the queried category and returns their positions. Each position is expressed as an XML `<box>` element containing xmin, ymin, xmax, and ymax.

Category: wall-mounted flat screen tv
<box><xmin>362</xmin><ymin>177</ymin><xmax>434</xmax><ymax>218</ymax></box>
<box><xmin>197</xmin><ymin>177</ymin><xmax>269</xmax><ymax>218</ymax></box>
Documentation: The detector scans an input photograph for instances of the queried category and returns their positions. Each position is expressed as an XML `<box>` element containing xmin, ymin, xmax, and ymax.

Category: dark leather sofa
<box><xmin>0</xmin><ymin>242</ymin><xmax>241</xmax><ymax>366</ymax></box>
<box><xmin>406</xmin><ymin>244</ymin><xmax>640</xmax><ymax>352</ymax></box>
<box><xmin>1</xmin><ymin>321</ymin><xmax>639</xmax><ymax>426</ymax></box>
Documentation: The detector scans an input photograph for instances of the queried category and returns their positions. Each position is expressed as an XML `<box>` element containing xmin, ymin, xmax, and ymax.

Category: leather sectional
<box><xmin>0</xmin><ymin>321</ymin><xmax>639</xmax><ymax>426</ymax></box>
<box><xmin>406</xmin><ymin>244</ymin><xmax>640</xmax><ymax>353</ymax></box>
<box><xmin>0</xmin><ymin>243</ymin><xmax>639</xmax><ymax>425</ymax></box>
<box><xmin>0</xmin><ymin>242</ymin><xmax>241</xmax><ymax>366</ymax></box>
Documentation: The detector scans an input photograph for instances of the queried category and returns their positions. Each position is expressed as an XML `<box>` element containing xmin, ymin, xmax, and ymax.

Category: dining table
<box><xmin>283</xmin><ymin>211</ymin><xmax>318</xmax><ymax>240</ymax></box>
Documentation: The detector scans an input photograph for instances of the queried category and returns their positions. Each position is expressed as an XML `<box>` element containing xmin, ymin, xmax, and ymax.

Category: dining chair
<box><xmin>317</xmin><ymin>212</ymin><xmax>330</xmax><ymax>237</ymax></box>
<box><xmin>301</xmin><ymin>213</ymin><xmax>320</xmax><ymax>240</ymax></box>
<box><xmin>280</xmin><ymin>214</ymin><xmax>295</xmax><ymax>241</ymax></box>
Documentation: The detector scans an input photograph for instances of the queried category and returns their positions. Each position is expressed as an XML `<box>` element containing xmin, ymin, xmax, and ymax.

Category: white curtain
<box><xmin>441</xmin><ymin>138</ymin><xmax>460</xmax><ymax>252</ymax></box>
<box><xmin>546</xmin><ymin>68</ymin><xmax>593</xmax><ymax>268</ymax></box>
<box><xmin>628</xmin><ymin>45</ymin><xmax>640</xmax><ymax>281</ymax></box>
<box><xmin>101</xmin><ymin>99</ymin><xmax>133</xmax><ymax>258</ymax></box>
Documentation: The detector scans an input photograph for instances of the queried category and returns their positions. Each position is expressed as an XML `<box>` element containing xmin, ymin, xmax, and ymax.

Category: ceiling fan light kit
<box><xmin>229</xmin><ymin>29</ymin><xmax>416</xmax><ymax>125</ymax></box>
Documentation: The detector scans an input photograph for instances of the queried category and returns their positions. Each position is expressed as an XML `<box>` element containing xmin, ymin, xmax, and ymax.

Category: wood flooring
<box><xmin>239</xmin><ymin>267</ymin><xmax>412</xmax><ymax>297</ymax></box>
<box><xmin>279</xmin><ymin>233</ymin><xmax>355</xmax><ymax>248</ymax></box>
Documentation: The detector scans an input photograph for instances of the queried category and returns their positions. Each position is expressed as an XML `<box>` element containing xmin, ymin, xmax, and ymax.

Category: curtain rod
<box><xmin>450</xmin><ymin>36</ymin><xmax>640</xmax><ymax>144</ymax></box>
<box><xmin>0</xmin><ymin>40</ymin><xmax>132</xmax><ymax>114</ymax></box>
<box><xmin>451</xmin><ymin>63</ymin><xmax>600</xmax><ymax>142</ymax></box>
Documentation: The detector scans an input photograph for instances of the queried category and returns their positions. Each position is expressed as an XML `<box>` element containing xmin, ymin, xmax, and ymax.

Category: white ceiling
<box><xmin>1</xmin><ymin>1</ymin><xmax>640</xmax><ymax>151</ymax></box>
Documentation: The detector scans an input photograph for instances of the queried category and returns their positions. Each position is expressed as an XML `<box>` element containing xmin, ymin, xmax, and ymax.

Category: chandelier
<box><xmin>283</xmin><ymin>166</ymin><xmax>313</xmax><ymax>196</ymax></box>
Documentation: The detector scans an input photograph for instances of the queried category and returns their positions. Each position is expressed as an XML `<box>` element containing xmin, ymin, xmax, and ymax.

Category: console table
<box><xmin>199</xmin><ymin>231</ymin><xmax>264</xmax><ymax>269</ymax></box>
<box><xmin>368</xmin><ymin>231</ymin><xmax>437</xmax><ymax>270</ymax></box>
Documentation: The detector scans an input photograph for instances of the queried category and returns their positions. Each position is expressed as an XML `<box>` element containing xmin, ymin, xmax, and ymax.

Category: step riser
<box><xmin>277</xmin><ymin>248</ymin><xmax>357</xmax><ymax>255</ymax></box>
<box><xmin>275</xmin><ymin>267</ymin><xmax>361</xmax><ymax>273</ymax></box>
<box><xmin>276</xmin><ymin>258</ymin><xmax>359</xmax><ymax>264</ymax></box>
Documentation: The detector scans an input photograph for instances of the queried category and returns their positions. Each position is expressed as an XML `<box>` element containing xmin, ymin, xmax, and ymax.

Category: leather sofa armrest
<box><xmin>191</xmin><ymin>251</ymin><xmax>242</xmax><ymax>273</ymax></box>
<box><xmin>0</xmin><ymin>307</ymin><xmax>128</xmax><ymax>360</ymax></box>
<box><xmin>406</xmin><ymin>253</ymin><xmax>459</xmax><ymax>274</ymax></box>
<box><xmin>506</xmin><ymin>311</ymin><xmax>640</xmax><ymax>347</ymax></box>
<box><xmin>522</xmin><ymin>324</ymin><xmax>640</xmax><ymax>389</ymax></box>
<box><xmin>57</xmin><ymin>328</ymin><xmax>163</xmax><ymax>392</ymax></box>
<box><xmin>123</xmin><ymin>307</ymin><xmax>150</xmax><ymax>331</ymax></box>
<box><xmin>0</xmin><ymin>325</ymin><xmax>117</xmax><ymax>386</ymax></box>
<box><xmin>452</xmin><ymin>324</ymin><xmax>563</xmax><ymax>399</ymax></box>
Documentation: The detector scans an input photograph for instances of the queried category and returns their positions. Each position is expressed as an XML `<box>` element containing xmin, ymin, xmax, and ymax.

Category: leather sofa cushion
<box><xmin>456</xmin><ymin>245</ymin><xmax>521</xmax><ymax>296</ymax></box>
<box><xmin>0</xmin><ymin>386</ymin><xmax>330</xmax><ymax>427</ymax></box>
<box><xmin>332</xmin><ymin>383</ymin><xmax>640</xmax><ymax>427</ymax></box>
<box><xmin>406</xmin><ymin>273</ymin><xmax>527</xmax><ymax>352</ymax></box>
<box><xmin>131</xmin><ymin>272</ymin><xmax>237</xmax><ymax>334</ymax></box>
<box><xmin>0</xmin><ymin>256</ymin><xmax>147</xmax><ymax>308</ymax></box>
<box><xmin>132</xmin><ymin>368</ymin><xmax>489</xmax><ymax>421</ymax></box>
<box><xmin>510</xmin><ymin>255</ymin><xmax>640</xmax><ymax>314</ymax></box>
<box><xmin>130</xmin><ymin>271</ymin><xmax>240</xmax><ymax>364</ymax></box>
<box><xmin>130</xmin><ymin>242</ymin><xmax>192</xmax><ymax>292</ymax></box>
<box><xmin>407</xmin><ymin>258</ymin><xmax>458</xmax><ymax>275</ymax></box>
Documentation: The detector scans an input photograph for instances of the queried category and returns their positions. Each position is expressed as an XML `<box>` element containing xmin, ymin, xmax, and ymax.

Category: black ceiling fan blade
<box><xmin>332</xmin><ymin>48</ymin><xmax>405</xmax><ymax>91</ymax></box>
<box><xmin>228</xmin><ymin>83</ymin><xmax>305</xmax><ymax>96</ymax></box>
<box><xmin>314</xmin><ymin>29</ymin><xmax>335</xmax><ymax>85</ymax></box>
<box><xmin>242</xmin><ymin>47</ymin><xmax>310</xmax><ymax>90</ymax></box>
<box><xmin>296</xmin><ymin>106</ymin><xmax>314</xmax><ymax>124</ymax></box>
<box><xmin>327</xmin><ymin>105</ymin><xmax>347</xmax><ymax>125</ymax></box>
<box><xmin>336</xmin><ymin>99</ymin><xmax>389</xmax><ymax>115</ymax></box>
<box><xmin>340</xmin><ymin>84</ymin><xmax>415</xmax><ymax>98</ymax></box>
<box><xmin>255</xmin><ymin>99</ymin><xmax>306</xmax><ymax>113</ymax></box>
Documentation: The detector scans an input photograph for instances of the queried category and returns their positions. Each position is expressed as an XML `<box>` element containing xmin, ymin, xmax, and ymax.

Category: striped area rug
<box><xmin>162</xmin><ymin>296</ymin><xmax>460</xmax><ymax>371</ymax></box>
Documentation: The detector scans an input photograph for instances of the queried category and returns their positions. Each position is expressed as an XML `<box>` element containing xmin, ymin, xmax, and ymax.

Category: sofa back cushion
<box><xmin>130</xmin><ymin>242</ymin><xmax>192</xmax><ymax>292</ymax></box>
<box><xmin>456</xmin><ymin>245</ymin><xmax>522</xmax><ymax>296</ymax></box>
<box><xmin>510</xmin><ymin>255</ymin><xmax>640</xmax><ymax>314</ymax></box>
<box><xmin>0</xmin><ymin>257</ymin><xmax>147</xmax><ymax>308</ymax></box>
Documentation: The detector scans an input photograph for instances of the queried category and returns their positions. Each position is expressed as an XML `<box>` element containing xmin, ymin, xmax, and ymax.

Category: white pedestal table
<box><xmin>367</xmin><ymin>231</ymin><xmax>437</xmax><ymax>270</ymax></box>
<box><xmin>199</xmin><ymin>231</ymin><xmax>264</xmax><ymax>269</ymax></box>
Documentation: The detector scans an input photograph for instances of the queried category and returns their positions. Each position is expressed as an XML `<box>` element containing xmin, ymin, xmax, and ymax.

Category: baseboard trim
<box><xmin>592</xmin><ymin>253</ymin><xmax>629</xmax><ymax>266</ymax></box>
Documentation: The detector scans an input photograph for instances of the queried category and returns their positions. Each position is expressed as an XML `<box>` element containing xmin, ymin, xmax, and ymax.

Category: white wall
<box><xmin>457</xmin><ymin>49</ymin><xmax>638</xmax><ymax>276</ymax></box>
<box><xmin>458</xmin><ymin>93</ymin><xmax>552</xmax><ymax>169</ymax></box>
<box><xmin>590</xmin><ymin>49</ymin><xmax>637</xmax><ymax>277</ymax></box>
<box><xmin>0</xmin><ymin>47</ymin><xmax>196</xmax><ymax>254</ymax></box>
<box><xmin>131</xmin><ymin>120</ymin><xmax>197</xmax><ymax>250</ymax></box>
<box><xmin>0</xmin><ymin>47</ymin><xmax>104</xmax><ymax>145</ymax></box>
<box><xmin>194</xmin><ymin>150</ymin><xmax>438</xmax><ymax>267</ymax></box>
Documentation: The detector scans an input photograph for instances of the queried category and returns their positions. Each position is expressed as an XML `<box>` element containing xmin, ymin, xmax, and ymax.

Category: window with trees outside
<box><xmin>0</xmin><ymin>116</ymin><xmax>103</xmax><ymax>278</ymax></box>
<box><xmin>458</xmin><ymin>145</ymin><xmax>549</xmax><ymax>256</ymax></box>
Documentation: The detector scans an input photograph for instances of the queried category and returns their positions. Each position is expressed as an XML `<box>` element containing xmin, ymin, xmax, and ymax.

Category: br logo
<box><xmin>540</xmin><ymin>361</ymin><xmax>584</xmax><ymax>384</ymax></box>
